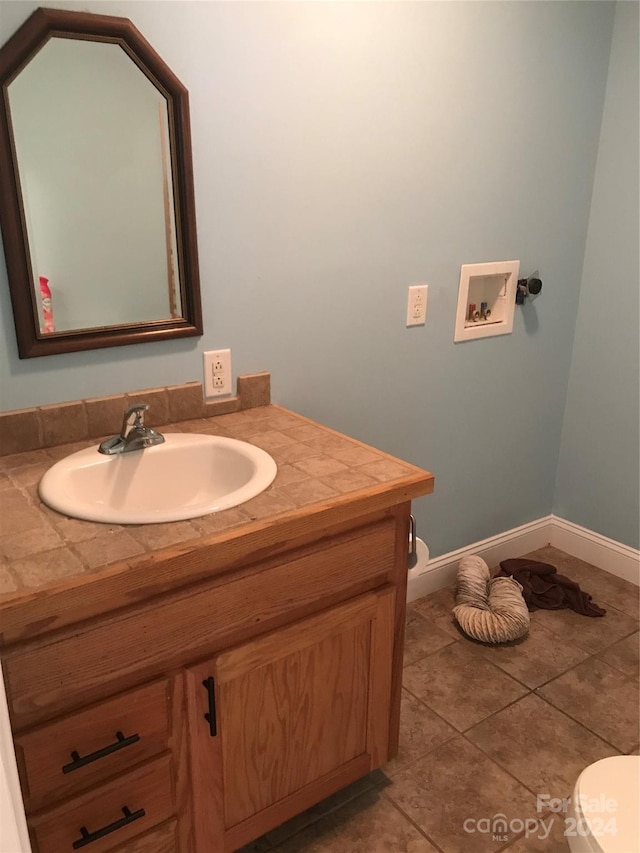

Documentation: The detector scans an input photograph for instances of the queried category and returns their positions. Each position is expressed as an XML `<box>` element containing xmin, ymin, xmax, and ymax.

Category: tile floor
<box><xmin>241</xmin><ymin>546</ymin><xmax>639</xmax><ymax>853</ymax></box>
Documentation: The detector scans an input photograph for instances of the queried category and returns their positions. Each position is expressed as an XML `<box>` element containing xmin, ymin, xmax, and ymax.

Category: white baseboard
<box><xmin>549</xmin><ymin>515</ymin><xmax>640</xmax><ymax>587</ymax></box>
<box><xmin>407</xmin><ymin>516</ymin><xmax>553</xmax><ymax>603</ymax></box>
<box><xmin>407</xmin><ymin>514</ymin><xmax>640</xmax><ymax>602</ymax></box>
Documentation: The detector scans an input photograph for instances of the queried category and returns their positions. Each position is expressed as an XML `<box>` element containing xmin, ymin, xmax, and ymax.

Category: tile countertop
<box><xmin>0</xmin><ymin>404</ymin><xmax>433</xmax><ymax>640</ymax></box>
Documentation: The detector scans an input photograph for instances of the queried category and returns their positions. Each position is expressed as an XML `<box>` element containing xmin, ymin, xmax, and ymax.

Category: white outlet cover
<box><xmin>407</xmin><ymin>284</ymin><xmax>428</xmax><ymax>326</ymax></box>
<box><xmin>203</xmin><ymin>348</ymin><xmax>232</xmax><ymax>397</ymax></box>
<box><xmin>454</xmin><ymin>260</ymin><xmax>519</xmax><ymax>342</ymax></box>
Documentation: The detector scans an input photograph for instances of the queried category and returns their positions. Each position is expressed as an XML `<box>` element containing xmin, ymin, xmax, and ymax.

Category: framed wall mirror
<box><xmin>0</xmin><ymin>7</ymin><xmax>202</xmax><ymax>358</ymax></box>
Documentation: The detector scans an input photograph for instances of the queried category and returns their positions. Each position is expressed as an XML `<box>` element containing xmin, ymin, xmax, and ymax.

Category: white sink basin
<box><xmin>39</xmin><ymin>434</ymin><xmax>277</xmax><ymax>524</ymax></box>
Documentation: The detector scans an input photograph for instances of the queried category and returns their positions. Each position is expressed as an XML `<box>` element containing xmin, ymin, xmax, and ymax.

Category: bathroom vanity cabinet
<box><xmin>186</xmin><ymin>583</ymin><xmax>395</xmax><ymax>851</ymax></box>
<box><xmin>0</xmin><ymin>406</ymin><xmax>433</xmax><ymax>853</ymax></box>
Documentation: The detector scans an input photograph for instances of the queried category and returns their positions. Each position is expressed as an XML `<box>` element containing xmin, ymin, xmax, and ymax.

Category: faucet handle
<box><xmin>120</xmin><ymin>402</ymin><xmax>149</xmax><ymax>437</ymax></box>
<box><xmin>124</xmin><ymin>402</ymin><xmax>149</xmax><ymax>418</ymax></box>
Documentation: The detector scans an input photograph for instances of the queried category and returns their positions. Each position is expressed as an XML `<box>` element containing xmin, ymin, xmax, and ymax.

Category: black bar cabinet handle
<box><xmin>202</xmin><ymin>676</ymin><xmax>217</xmax><ymax>736</ymax></box>
<box><xmin>62</xmin><ymin>731</ymin><xmax>140</xmax><ymax>774</ymax></box>
<box><xmin>72</xmin><ymin>805</ymin><xmax>145</xmax><ymax>849</ymax></box>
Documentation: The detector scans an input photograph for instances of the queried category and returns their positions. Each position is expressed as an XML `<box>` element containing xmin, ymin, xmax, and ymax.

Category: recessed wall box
<box><xmin>454</xmin><ymin>260</ymin><xmax>520</xmax><ymax>342</ymax></box>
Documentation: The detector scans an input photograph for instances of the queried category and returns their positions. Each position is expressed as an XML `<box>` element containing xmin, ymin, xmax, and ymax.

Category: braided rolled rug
<box><xmin>453</xmin><ymin>555</ymin><xmax>530</xmax><ymax>643</ymax></box>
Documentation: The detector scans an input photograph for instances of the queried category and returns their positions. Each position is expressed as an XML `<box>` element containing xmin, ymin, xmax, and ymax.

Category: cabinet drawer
<box><xmin>5</xmin><ymin>516</ymin><xmax>398</xmax><ymax>727</ymax></box>
<box><xmin>16</xmin><ymin>679</ymin><xmax>170</xmax><ymax>813</ymax></box>
<box><xmin>29</xmin><ymin>753</ymin><xmax>175</xmax><ymax>853</ymax></box>
<box><xmin>110</xmin><ymin>819</ymin><xmax>178</xmax><ymax>853</ymax></box>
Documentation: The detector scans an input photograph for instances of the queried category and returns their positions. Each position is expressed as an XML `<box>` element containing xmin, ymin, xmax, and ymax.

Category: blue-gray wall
<box><xmin>0</xmin><ymin>2</ymin><xmax>616</xmax><ymax>556</ymax></box>
<box><xmin>554</xmin><ymin>1</ymin><xmax>639</xmax><ymax>550</ymax></box>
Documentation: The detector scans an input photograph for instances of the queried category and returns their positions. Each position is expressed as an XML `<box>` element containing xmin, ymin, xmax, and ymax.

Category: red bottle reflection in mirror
<box><xmin>39</xmin><ymin>276</ymin><xmax>54</xmax><ymax>333</ymax></box>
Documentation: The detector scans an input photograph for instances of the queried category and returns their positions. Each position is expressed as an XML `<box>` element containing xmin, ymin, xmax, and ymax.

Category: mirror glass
<box><xmin>9</xmin><ymin>38</ymin><xmax>181</xmax><ymax>333</ymax></box>
<box><xmin>0</xmin><ymin>9</ymin><xmax>202</xmax><ymax>357</ymax></box>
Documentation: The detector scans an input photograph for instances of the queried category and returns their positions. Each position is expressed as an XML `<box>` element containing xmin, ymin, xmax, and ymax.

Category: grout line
<box><xmin>379</xmin><ymin>790</ymin><xmax>448</xmax><ymax>853</ymax></box>
<box><xmin>384</xmin><ymin>729</ymin><xmax>459</xmax><ymax>779</ymax></box>
<box><xmin>456</xmin><ymin>683</ymin><xmax>632</xmax><ymax>811</ymax></box>
<box><xmin>399</xmin><ymin>682</ymin><xmax>469</xmax><ymax>732</ymax></box>
<box><xmin>459</xmin><ymin>689</ymin><xmax>535</xmax><ymax>734</ymax></box>
<box><xmin>400</xmin><ymin>682</ymin><xmax>545</xmax><ymax>797</ymax></box>
<box><xmin>532</xmin><ymin>691</ymin><xmax>629</xmax><ymax>755</ymax></box>
<box><xmin>536</xmin><ymin>614</ymin><xmax>640</xmax><ymax>657</ymax></box>
<box><xmin>383</xmin><ymin>730</ymin><xmax>543</xmax><ymax>853</ymax></box>
<box><xmin>460</xmin><ymin>729</ymin><xmax>570</xmax><ymax>802</ymax></box>
<box><xmin>496</xmin><ymin>830</ymin><xmax>527</xmax><ymax>852</ymax></box>
<box><xmin>528</xmin><ymin>632</ymin><xmax>639</xmax><ymax>690</ymax></box>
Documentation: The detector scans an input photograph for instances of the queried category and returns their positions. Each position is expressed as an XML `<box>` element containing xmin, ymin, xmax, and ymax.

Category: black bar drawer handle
<box><xmin>72</xmin><ymin>805</ymin><xmax>145</xmax><ymax>849</ymax></box>
<box><xmin>202</xmin><ymin>677</ymin><xmax>217</xmax><ymax>736</ymax></box>
<box><xmin>62</xmin><ymin>731</ymin><xmax>141</xmax><ymax>774</ymax></box>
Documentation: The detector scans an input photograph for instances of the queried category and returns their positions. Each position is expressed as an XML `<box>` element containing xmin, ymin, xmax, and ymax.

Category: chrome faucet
<box><xmin>99</xmin><ymin>403</ymin><xmax>165</xmax><ymax>455</ymax></box>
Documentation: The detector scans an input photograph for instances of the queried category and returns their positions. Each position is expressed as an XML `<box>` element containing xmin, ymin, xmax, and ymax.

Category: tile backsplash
<box><xmin>0</xmin><ymin>373</ymin><xmax>270</xmax><ymax>456</ymax></box>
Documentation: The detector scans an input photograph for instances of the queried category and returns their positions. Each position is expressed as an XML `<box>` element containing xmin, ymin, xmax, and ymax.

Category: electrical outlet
<box><xmin>203</xmin><ymin>349</ymin><xmax>232</xmax><ymax>397</ymax></box>
<box><xmin>407</xmin><ymin>284</ymin><xmax>428</xmax><ymax>326</ymax></box>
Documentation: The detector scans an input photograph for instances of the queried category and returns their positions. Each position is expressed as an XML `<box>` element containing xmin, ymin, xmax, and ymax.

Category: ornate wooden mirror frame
<box><xmin>0</xmin><ymin>7</ymin><xmax>202</xmax><ymax>358</ymax></box>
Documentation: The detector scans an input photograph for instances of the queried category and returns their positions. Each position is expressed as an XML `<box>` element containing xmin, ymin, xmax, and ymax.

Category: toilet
<box><xmin>566</xmin><ymin>756</ymin><xmax>640</xmax><ymax>853</ymax></box>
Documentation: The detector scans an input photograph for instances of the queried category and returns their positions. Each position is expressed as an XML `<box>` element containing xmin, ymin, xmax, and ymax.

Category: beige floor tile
<box><xmin>385</xmin><ymin>689</ymin><xmax>457</xmax><ymax>775</ymax></box>
<box><xmin>411</xmin><ymin>585</ymin><xmax>466</xmax><ymax>641</ymax></box>
<box><xmin>404</xmin><ymin>605</ymin><xmax>457</xmax><ymax>666</ymax></box>
<box><xmin>537</xmin><ymin>657</ymin><xmax>640</xmax><ymax>752</ymax></box>
<box><xmin>597</xmin><ymin>631</ymin><xmax>639</xmax><ymax>679</ymax></box>
<box><xmin>501</xmin><ymin>808</ymin><xmax>576</xmax><ymax>853</ymax></box>
<box><xmin>271</xmin><ymin>787</ymin><xmax>439</xmax><ymax>852</ymax></box>
<box><xmin>403</xmin><ymin>641</ymin><xmax>528</xmax><ymax>732</ymax></box>
<box><xmin>528</xmin><ymin>604</ymin><xmax>638</xmax><ymax>656</ymax></box>
<box><xmin>474</xmin><ymin>617</ymin><xmax>590</xmax><ymax>689</ymax></box>
<box><xmin>466</xmin><ymin>693</ymin><xmax>618</xmax><ymax>797</ymax></box>
<box><xmin>386</xmin><ymin>735</ymin><xmax>535</xmax><ymax>853</ymax></box>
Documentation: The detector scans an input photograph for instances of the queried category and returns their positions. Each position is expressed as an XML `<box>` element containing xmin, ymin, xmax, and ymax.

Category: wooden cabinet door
<box><xmin>185</xmin><ymin>587</ymin><xmax>395</xmax><ymax>853</ymax></box>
